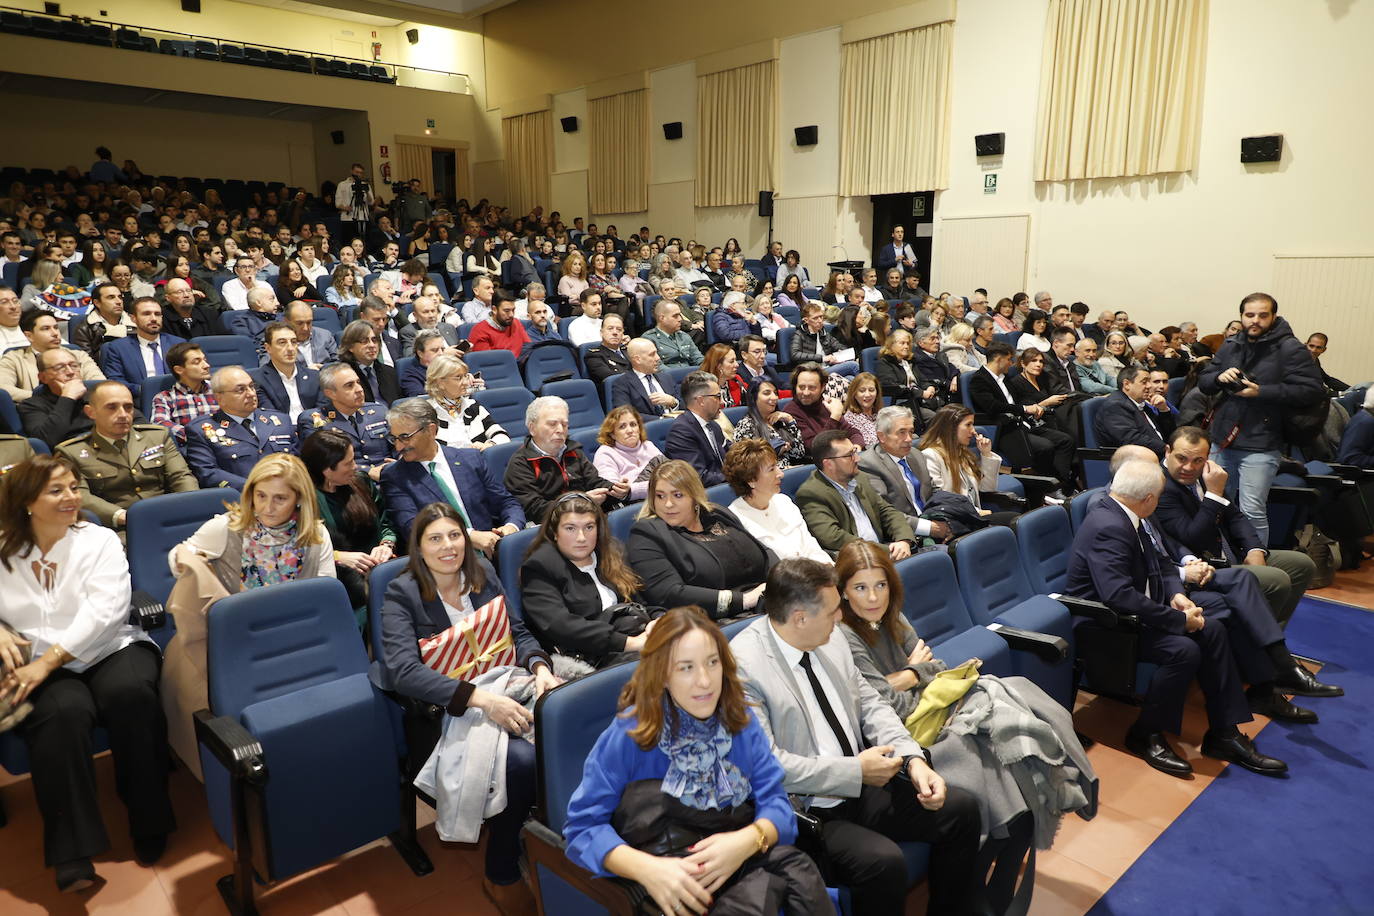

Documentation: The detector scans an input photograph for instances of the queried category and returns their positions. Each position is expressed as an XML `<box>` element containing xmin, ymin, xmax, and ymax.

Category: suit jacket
<box><xmin>664</xmin><ymin>410</ymin><xmax>729</xmax><ymax>486</ymax></box>
<box><xmin>1065</xmin><ymin>496</ymin><xmax>1186</xmax><ymax>634</ymax></box>
<box><xmin>399</xmin><ymin>321</ymin><xmax>458</xmax><ymax>357</ymax></box>
<box><xmin>184</xmin><ymin>409</ymin><xmax>297</xmax><ymax>490</ymax></box>
<box><xmin>1154</xmin><ymin>473</ymin><xmax>1264</xmax><ymax>561</ymax></box>
<box><xmin>99</xmin><ymin>333</ymin><xmax>182</xmax><ymax>394</ymax></box>
<box><xmin>1083</xmin><ymin>324</ymin><xmax>1113</xmax><ymax>346</ymax></box>
<box><xmin>857</xmin><ymin>443</ymin><xmax>932</xmax><ymax>527</ymax></box>
<box><xmin>380</xmin><ymin>444</ymin><xmax>526</xmax><ymax>542</ymax></box>
<box><xmin>1093</xmin><ymin>391</ymin><xmax>1167</xmax><ymax>457</ymax></box>
<box><xmin>161</xmin><ymin>303</ymin><xmax>224</xmax><ymax>340</ymax></box>
<box><xmin>874</xmin><ymin>242</ymin><xmax>917</xmax><ymax>272</ymax></box>
<box><xmin>728</xmin><ymin>617</ymin><xmax>925</xmax><ymax>804</ymax></box>
<box><xmin>610</xmin><ymin>370</ymin><xmax>678</xmax><ymax>417</ymax></box>
<box><xmin>295</xmin><ymin>326</ymin><xmax>339</xmax><ymax>365</ymax></box>
<box><xmin>56</xmin><ymin>423</ymin><xmax>197</xmax><ymax>524</ymax></box>
<box><xmin>1040</xmin><ymin>352</ymin><xmax>1081</xmax><ymax>397</ymax></box>
<box><xmin>251</xmin><ymin>364</ymin><xmax>322</xmax><ymax>416</ymax></box>
<box><xmin>504</xmin><ymin>254</ymin><xmax>541</xmax><ymax>291</ymax></box>
<box><xmin>347</xmin><ymin>358</ymin><xmax>401</xmax><ymax>406</ymax></box>
<box><xmin>794</xmin><ymin>469</ymin><xmax>915</xmax><ymax>555</ymax></box>
<box><xmin>582</xmin><ymin>345</ymin><xmax>631</xmax><ymax>387</ymax></box>
<box><xmin>968</xmin><ymin>366</ymin><xmax>1029</xmax><ymax>422</ymax></box>
<box><xmin>738</xmin><ymin>362</ymin><xmax>789</xmax><ymax>395</ymax></box>
<box><xmin>374</xmin><ymin>562</ymin><xmax>548</xmax><ymax>713</ymax></box>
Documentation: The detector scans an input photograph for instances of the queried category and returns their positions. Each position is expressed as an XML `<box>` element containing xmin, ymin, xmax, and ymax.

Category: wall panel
<box><xmin>933</xmin><ymin>215</ymin><xmax>1031</xmax><ymax>300</ymax></box>
<box><xmin>1271</xmin><ymin>255</ymin><xmax>1374</xmax><ymax>387</ymax></box>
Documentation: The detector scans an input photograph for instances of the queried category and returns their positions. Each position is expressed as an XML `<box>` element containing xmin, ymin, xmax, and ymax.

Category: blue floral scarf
<box><xmin>240</xmin><ymin>515</ymin><xmax>305</xmax><ymax>589</ymax></box>
<box><xmin>657</xmin><ymin>698</ymin><xmax>752</xmax><ymax>811</ymax></box>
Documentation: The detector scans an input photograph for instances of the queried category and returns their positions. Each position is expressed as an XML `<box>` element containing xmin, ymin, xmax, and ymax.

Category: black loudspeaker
<box><xmin>974</xmin><ymin>132</ymin><xmax>1005</xmax><ymax>156</ymax></box>
<box><xmin>330</xmin><ymin>130</ymin><xmax>345</xmax><ymax>145</ymax></box>
<box><xmin>758</xmin><ymin>191</ymin><xmax>774</xmax><ymax>218</ymax></box>
<box><xmin>180</xmin><ymin>0</ymin><xmax>200</xmax><ymax>11</ymax></box>
<box><xmin>560</xmin><ymin>116</ymin><xmax>579</xmax><ymax>133</ymax></box>
<box><xmin>663</xmin><ymin>121</ymin><xmax>683</xmax><ymax>141</ymax></box>
<box><xmin>406</xmin><ymin>28</ymin><xmax>419</xmax><ymax>44</ymax></box>
<box><xmin>1240</xmin><ymin>135</ymin><xmax>1283</xmax><ymax>163</ymax></box>
<box><xmin>794</xmin><ymin>125</ymin><xmax>818</xmax><ymax>146</ymax></box>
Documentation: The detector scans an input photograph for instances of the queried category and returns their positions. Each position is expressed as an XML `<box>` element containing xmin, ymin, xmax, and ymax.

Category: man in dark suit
<box><xmin>611</xmin><ymin>338</ymin><xmax>679</xmax><ymax>417</ymax></box>
<box><xmin>1156</xmin><ymin>427</ymin><xmax>1320</xmax><ymax>633</ymax></box>
<box><xmin>501</xmin><ymin>238</ymin><xmax>541</xmax><ymax>293</ymax></box>
<box><xmin>283</xmin><ymin>299</ymin><xmax>338</xmax><ymax>367</ymax></box>
<box><xmin>185</xmin><ymin>366</ymin><xmax>297</xmax><ymax>490</ymax></box>
<box><xmin>968</xmin><ymin>342</ymin><xmax>1075</xmax><ymax>494</ymax></box>
<box><xmin>759</xmin><ymin>241</ymin><xmax>785</xmax><ymax>273</ymax></box>
<box><xmin>341</xmin><ymin>319</ymin><xmax>401</xmax><ymax>406</ymax></box>
<box><xmin>737</xmin><ymin>334</ymin><xmax>790</xmax><ymax>396</ymax></box>
<box><xmin>380</xmin><ymin>398</ymin><xmax>525</xmax><ymax>546</ymax></box>
<box><xmin>252</xmin><ymin>322</ymin><xmax>321</xmax><ymax>421</ymax></box>
<box><xmin>1066</xmin><ymin>459</ymin><xmax>1287</xmax><ymax>777</ymax></box>
<box><xmin>581</xmin><ymin>313</ymin><xmax>631</xmax><ymax>386</ymax></box>
<box><xmin>1083</xmin><ymin>309</ymin><xmax>1117</xmax><ymax>347</ymax></box>
<box><xmin>664</xmin><ymin>370</ymin><xmax>730</xmax><ymax>486</ymax></box>
<box><xmin>100</xmin><ymin>296</ymin><xmax>182</xmax><ymax>398</ymax></box>
<box><xmin>160</xmin><ymin>277</ymin><xmax>224</xmax><ymax>340</ymax></box>
<box><xmin>397</xmin><ymin>295</ymin><xmax>457</xmax><ymax>357</ymax></box>
<box><xmin>359</xmin><ymin>297</ymin><xmax>404</xmax><ymax>366</ymax></box>
<box><xmin>1041</xmin><ymin>327</ymin><xmax>1086</xmax><ymax>397</ymax></box>
<box><xmin>1094</xmin><ymin>366</ymin><xmax>1170</xmax><ymax>458</ymax></box>
<box><xmin>874</xmin><ymin>224</ymin><xmax>918</xmax><ymax>273</ymax></box>
<box><xmin>796</xmin><ymin>429</ymin><xmax>916</xmax><ymax>558</ymax></box>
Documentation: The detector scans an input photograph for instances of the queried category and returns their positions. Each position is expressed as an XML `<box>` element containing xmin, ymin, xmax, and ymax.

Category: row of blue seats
<box><xmin>0</xmin><ymin>12</ymin><xmax>396</xmax><ymax>82</ymax></box>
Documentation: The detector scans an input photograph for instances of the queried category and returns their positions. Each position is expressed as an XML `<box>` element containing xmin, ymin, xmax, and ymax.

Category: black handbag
<box><xmin>611</xmin><ymin>779</ymin><xmax>757</xmax><ymax>859</ymax></box>
<box><xmin>600</xmin><ymin>601</ymin><xmax>658</xmax><ymax>637</ymax></box>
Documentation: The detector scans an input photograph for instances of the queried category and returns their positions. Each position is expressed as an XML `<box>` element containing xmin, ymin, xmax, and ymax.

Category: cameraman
<box><xmin>1198</xmin><ymin>292</ymin><xmax>1324</xmax><ymax>546</ymax></box>
<box><xmin>335</xmin><ymin>163</ymin><xmax>375</xmax><ymax>244</ymax></box>
<box><xmin>396</xmin><ymin>178</ymin><xmax>432</xmax><ymax>228</ymax></box>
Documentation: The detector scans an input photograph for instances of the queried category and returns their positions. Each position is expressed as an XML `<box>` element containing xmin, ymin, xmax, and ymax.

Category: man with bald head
<box><xmin>1085</xmin><ymin>309</ymin><xmax>1117</xmax><ymax>346</ymax></box>
<box><xmin>57</xmin><ymin>381</ymin><xmax>195</xmax><ymax>531</ymax></box>
<box><xmin>610</xmin><ymin>338</ymin><xmax>679</xmax><ymax>417</ymax></box>
<box><xmin>225</xmin><ymin>286</ymin><xmax>281</xmax><ymax>359</ymax></box>
<box><xmin>185</xmin><ymin>366</ymin><xmax>297</xmax><ymax>489</ymax></box>
<box><xmin>283</xmin><ymin>299</ymin><xmax>337</xmax><ymax>368</ymax></box>
<box><xmin>161</xmin><ymin>276</ymin><xmax>223</xmax><ymax>339</ymax></box>
<box><xmin>0</xmin><ymin>309</ymin><xmax>104</xmax><ymax>403</ymax></box>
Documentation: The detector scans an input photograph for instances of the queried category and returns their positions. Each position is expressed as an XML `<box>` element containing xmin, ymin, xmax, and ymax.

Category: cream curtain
<box><xmin>393</xmin><ymin>143</ymin><xmax>434</xmax><ymax>197</ymax></box>
<box><xmin>839</xmin><ymin>23</ymin><xmax>952</xmax><ymax>196</ymax></box>
<box><xmin>454</xmin><ymin>147</ymin><xmax>471</xmax><ymax>203</ymax></box>
<box><xmin>695</xmin><ymin>61</ymin><xmax>776</xmax><ymax>208</ymax></box>
<box><xmin>588</xmin><ymin>90</ymin><xmax>648</xmax><ymax>215</ymax></box>
<box><xmin>1035</xmin><ymin>0</ymin><xmax>1208</xmax><ymax>181</ymax></box>
<box><xmin>501</xmin><ymin>110</ymin><xmax>553</xmax><ymax>216</ymax></box>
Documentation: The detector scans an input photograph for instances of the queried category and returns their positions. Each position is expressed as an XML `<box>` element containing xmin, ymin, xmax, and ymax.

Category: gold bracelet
<box><xmin>750</xmin><ymin>822</ymin><xmax>769</xmax><ymax>854</ymax></box>
<box><xmin>47</xmin><ymin>644</ymin><xmax>72</xmax><ymax>667</ymax></box>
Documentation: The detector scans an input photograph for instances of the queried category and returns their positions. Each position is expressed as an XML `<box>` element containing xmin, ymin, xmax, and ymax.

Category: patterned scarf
<box><xmin>656</xmin><ymin>698</ymin><xmax>751</xmax><ymax>811</ymax></box>
<box><xmin>240</xmin><ymin>514</ymin><xmax>305</xmax><ymax>589</ymax></box>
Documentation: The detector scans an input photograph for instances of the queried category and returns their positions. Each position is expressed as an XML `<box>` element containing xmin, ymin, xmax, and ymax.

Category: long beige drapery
<box><xmin>1035</xmin><ymin>0</ymin><xmax>1208</xmax><ymax>181</ymax></box>
<box><xmin>839</xmin><ymin>22</ymin><xmax>953</xmax><ymax>196</ymax></box>
<box><xmin>501</xmin><ymin>110</ymin><xmax>553</xmax><ymax>216</ymax></box>
<box><xmin>393</xmin><ymin>144</ymin><xmax>433</xmax><ymax>197</ymax></box>
<box><xmin>696</xmin><ymin>60</ymin><xmax>776</xmax><ymax>207</ymax></box>
<box><xmin>589</xmin><ymin>89</ymin><xmax>648</xmax><ymax>214</ymax></box>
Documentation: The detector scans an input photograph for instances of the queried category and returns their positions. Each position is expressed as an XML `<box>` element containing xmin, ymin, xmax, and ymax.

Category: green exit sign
<box><xmin>426</xmin><ymin>119</ymin><xmax>436</xmax><ymax>128</ymax></box>
<box><xmin>983</xmin><ymin>174</ymin><xmax>998</xmax><ymax>194</ymax></box>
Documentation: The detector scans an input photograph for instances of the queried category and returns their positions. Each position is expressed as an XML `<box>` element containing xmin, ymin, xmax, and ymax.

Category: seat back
<box><xmin>127</xmin><ymin>489</ymin><xmax>238</xmax><ymax>604</ymax></box>
<box><xmin>1078</xmin><ymin>396</ymin><xmax>1111</xmax><ymax>489</ymax></box>
<box><xmin>643</xmin><ymin>417</ymin><xmax>675</xmax><ymax>452</ymax></box>
<box><xmin>0</xmin><ymin>388</ymin><xmax>21</xmax><ymax>436</ymax></box>
<box><xmin>776</xmin><ymin>327</ymin><xmax>794</xmax><ymax>366</ymax></box>
<box><xmin>193</xmin><ymin>334</ymin><xmax>258</xmax><ymax>370</ymax></box>
<box><xmin>950</xmin><ymin>526</ymin><xmax>1036</xmax><ymax>625</ymax></box>
<box><xmin>543</xmin><ymin>379</ymin><xmax>603</xmax><ymax>431</ymax></box>
<box><xmin>522</xmin><ymin>345</ymin><xmax>582</xmax><ymax>389</ymax></box>
<box><xmin>483</xmin><ymin>438</ymin><xmax>523</xmax><ymax>482</ymax></box>
<box><xmin>1166</xmin><ymin>376</ymin><xmax>1185</xmax><ymax>406</ymax></box>
<box><xmin>473</xmin><ymin>387</ymin><xmax>535</xmax><ymax>438</ymax></box>
<box><xmin>465</xmin><ymin>349</ymin><xmax>521</xmax><ymax>390</ymax></box>
<box><xmin>534</xmin><ymin>661</ymin><xmax>638</xmax><ymax>832</ymax></box>
<box><xmin>497</xmin><ymin>526</ymin><xmax>541</xmax><ymax>620</ymax></box>
<box><xmin>860</xmin><ymin>346</ymin><xmax>880</xmax><ymax>375</ymax></box>
<box><xmin>138</xmin><ymin>373</ymin><xmax>176</xmax><ymax>419</ymax></box>
<box><xmin>607</xmin><ymin>503</ymin><xmax>638</xmax><ymax>546</ymax></box>
<box><xmin>1069</xmin><ymin>486</ymin><xmax>1104</xmax><ymax>532</ymax></box>
<box><xmin>780</xmin><ymin>464</ymin><xmax>813</xmax><ymax>499</ymax></box>
<box><xmin>959</xmin><ymin>370</ymin><xmax>977</xmax><ymax>409</ymax></box>
<box><xmin>365</xmin><ymin>557</ymin><xmax>410</xmax><ymax>663</ymax></box>
<box><xmin>312</xmin><ymin>307</ymin><xmax>342</xmax><ymax>334</ymax></box>
<box><xmin>1012</xmin><ymin>505</ymin><xmax>1074</xmax><ymax>594</ymax></box>
<box><xmin>895</xmin><ymin>552</ymin><xmax>982</xmax><ymax>644</ymax></box>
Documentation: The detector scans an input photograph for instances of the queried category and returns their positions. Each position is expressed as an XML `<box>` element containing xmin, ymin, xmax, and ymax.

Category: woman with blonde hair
<box><xmin>559</xmin><ymin>251</ymin><xmax>590</xmax><ymax>303</ymax></box>
<box><xmin>941</xmin><ymin>322</ymin><xmax>983</xmax><ymax>374</ymax></box>
<box><xmin>592</xmin><ymin>406</ymin><xmax>665</xmax><ymax>503</ymax></box>
<box><xmin>564</xmin><ymin>606</ymin><xmax>828</xmax><ymax>916</ymax></box>
<box><xmin>424</xmin><ymin>352</ymin><xmax>508</xmax><ymax>450</ymax></box>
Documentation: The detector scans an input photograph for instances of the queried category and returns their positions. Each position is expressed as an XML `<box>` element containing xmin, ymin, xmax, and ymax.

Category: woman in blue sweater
<box><xmin>563</xmin><ymin>606</ymin><xmax>829</xmax><ymax>915</ymax></box>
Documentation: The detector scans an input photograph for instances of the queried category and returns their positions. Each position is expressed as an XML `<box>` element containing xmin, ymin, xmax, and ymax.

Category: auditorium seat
<box><xmin>543</xmin><ymin>379</ymin><xmax>603</xmax><ymax>431</ymax></box>
<box><xmin>1077</xmin><ymin>396</ymin><xmax>1114</xmax><ymax>489</ymax></box>
<box><xmin>483</xmin><ymin>438</ymin><xmax>521</xmax><ymax>483</ymax></box>
<box><xmin>523</xmin><ymin>345</ymin><xmax>582</xmax><ymax>390</ymax></box>
<box><xmin>126</xmin><ymin>487</ymin><xmax>237</xmax><ymax>606</ymax></box>
<box><xmin>464</xmin><ymin>348</ymin><xmax>521</xmax><ymax>390</ymax></box>
<box><xmin>30</xmin><ymin>16</ymin><xmax>60</xmax><ymax>40</ymax></box>
<box><xmin>242</xmin><ymin>46</ymin><xmax>267</xmax><ymax>67</ymax></box>
<box><xmin>138</xmin><ymin>373</ymin><xmax>176</xmax><ymax>419</ymax></box>
<box><xmin>193</xmin><ymin>39</ymin><xmax>218</xmax><ymax>60</ymax></box>
<box><xmin>472</xmin><ymin>386</ymin><xmax>534</xmax><ymax>438</ymax></box>
<box><xmin>0</xmin><ymin>11</ymin><xmax>34</xmax><ymax>35</ymax></box>
<box><xmin>191</xmin><ymin>334</ymin><xmax>258</xmax><ymax>370</ymax></box>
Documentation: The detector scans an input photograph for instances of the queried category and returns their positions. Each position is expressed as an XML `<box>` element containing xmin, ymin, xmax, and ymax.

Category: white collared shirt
<box><xmin>989</xmin><ymin>369</ymin><xmax>1015</xmax><ymax>404</ymax></box>
<box><xmin>275</xmin><ymin>365</ymin><xmax>304</xmax><ymax>420</ymax></box>
<box><xmin>139</xmin><ymin>335</ymin><xmax>163</xmax><ymax>377</ymax></box>
<box><xmin>573</xmin><ymin>552</ymin><xmax>618</xmax><ymax>610</ymax></box>
<box><xmin>425</xmin><ymin>451</ymin><xmax>472</xmax><ymax>521</ymax></box>
<box><xmin>768</xmin><ymin>625</ymin><xmax>855</xmax><ymax>807</ymax></box>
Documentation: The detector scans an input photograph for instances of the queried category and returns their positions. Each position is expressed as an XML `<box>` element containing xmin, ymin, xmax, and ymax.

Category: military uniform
<box><xmin>185</xmin><ymin>409</ymin><xmax>298</xmax><ymax>490</ymax></box>
<box><xmin>0</xmin><ymin>434</ymin><xmax>36</xmax><ymax>475</ymax></box>
<box><xmin>57</xmin><ymin>423</ymin><xmax>199</xmax><ymax>526</ymax></box>
<box><xmin>296</xmin><ymin>403</ymin><xmax>392</xmax><ymax>472</ymax></box>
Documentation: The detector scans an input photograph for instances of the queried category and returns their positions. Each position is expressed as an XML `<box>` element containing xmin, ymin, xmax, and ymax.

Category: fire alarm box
<box><xmin>372</xmin><ymin>41</ymin><xmax>382</xmax><ymax>60</ymax></box>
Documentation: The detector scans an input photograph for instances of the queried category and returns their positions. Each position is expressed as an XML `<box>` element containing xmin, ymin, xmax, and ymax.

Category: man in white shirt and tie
<box><xmin>876</xmin><ymin>224</ymin><xmax>918</xmax><ymax>273</ymax></box>
<box><xmin>99</xmin><ymin>296</ymin><xmax>180</xmax><ymax>398</ymax></box>
<box><xmin>610</xmin><ymin>338</ymin><xmax>679</xmax><ymax>417</ymax></box>
<box><xmin>858</xmin><ymin>406</ymin><xmax>951</xmax><ymax>541</ymax></box>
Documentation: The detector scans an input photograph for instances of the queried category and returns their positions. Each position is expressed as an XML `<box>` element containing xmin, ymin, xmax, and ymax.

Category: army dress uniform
<box><xmin>56</xmin><ymin>423</ymin><xmax>198</xmax><ymax>527</ymax></box>
<box><xmin>0</xmin><ymin>434</ymin><xmax>36</xmax><ymax>476</ymax></box>
<box><xmin>296</xmin><ymin>403</ymin><xmax>391</xmax><ymax>472</ymax></box>
<box><xmin>185</xmin><ymin>409</ymin><xmax>299</xmax><ymax>490</ymax></box>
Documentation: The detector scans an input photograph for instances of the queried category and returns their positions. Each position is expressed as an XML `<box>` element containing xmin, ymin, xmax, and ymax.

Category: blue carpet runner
<box><xmin>1086</xmin><ymin>596</ymin><xmax>1374</xmax><ymax>916</ymax></box>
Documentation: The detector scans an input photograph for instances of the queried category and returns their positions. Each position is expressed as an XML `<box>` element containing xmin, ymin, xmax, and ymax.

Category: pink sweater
<box><xmin>592</xmin><ymin>441</ymin><xmax>664</xmax><ymax>502</ymax></box>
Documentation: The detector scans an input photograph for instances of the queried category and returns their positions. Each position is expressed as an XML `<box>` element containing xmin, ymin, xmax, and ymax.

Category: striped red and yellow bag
<box><xmin>418</xmin><ymin>596</ymin><xmax>516</xmax><ymax>680</ymax></box>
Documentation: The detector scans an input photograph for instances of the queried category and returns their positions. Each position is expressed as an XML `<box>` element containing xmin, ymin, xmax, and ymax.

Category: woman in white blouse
<box><xmin>0</xmin><ymin>455</ymin><xmax>174</xmax><ymax>891</ymax></box>
<box><xmin>917</xmin><ymin>404</ymin><xmax>1019</xmax><ymax>527</ymax></box>
<box><xmin>722</xmin><ymin>438</ymin><xmax>830</xmax><ymax>565</ymax></box>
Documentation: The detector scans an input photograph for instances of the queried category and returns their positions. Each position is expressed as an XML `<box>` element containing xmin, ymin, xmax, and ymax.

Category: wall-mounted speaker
<box><xmin>758</xmin><ymin>190</ymin><xmax>774</xmax><ymax>218</ymax></box>
<box><xmin>330</xmin><ymin>130</ymin><xmax>345</xmax><ymax>145</ymax></box>
<box><xmin>794</xmin><ymin>125</ymin><xmax>818</xmax><ymax>147</ymax></box>
<box><xmin>1240</xmin><ymin>134</ymin><xmax>1283</xmax><ymax>163</ymax></box>
<box><xmin>663</xmin><ymin>121</ymin><xmax>683</xmax><ymax>141</ymax></box>
<box><xmin>179</xmin><ymin>0</ymin><xmax>200</xmax><ymax>12</ymax></box>
<box><xmin>406</xmin><ymin>28</ymin><xmax>419</xmax><ymax>44</ymax></box>
<box><xmin>974</xmin><ymin>132</ymin><xmax>1005</xmax><ymax>156</ymax></box>
<box><xmin>560</xmin><ymin>116</ymin><xmax>579</xmax><ymax>133</ymax></box>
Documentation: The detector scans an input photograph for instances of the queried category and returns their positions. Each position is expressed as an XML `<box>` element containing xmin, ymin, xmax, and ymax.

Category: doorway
<box><xmin>430</xmin><ymin>149</ymin><xmax>456</xmax><ymax>203</ymax></box>
<box><xmin>870</xmin><ymin>191</ymin><xmax>935</xmax><ymax>287</ymax></box>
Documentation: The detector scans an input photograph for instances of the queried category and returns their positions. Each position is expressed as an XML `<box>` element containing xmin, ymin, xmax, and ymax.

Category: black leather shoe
<box><xmin>1125</xmin><ymin>728</ymin><xmax>1193</xmax><ymax>778</ymax></box>
<box><xmin>1248</xmin><ymin>688</ymin><xmax>1318</xmax><ymax>724</ymax></box>
<box><xmin>134</xmin><ymin>833</ymin><xmax>168</xmax><ymax>866</ymax></box>
<box><xmin>1201</xmin><ymin>730</ymin><xmax>1289</xmax><ymax>777</ymax></box>
<box><xmin>1275</xmin><ymin>665</ymin><xmax>1343</xmax><ymax>698</ymax></box>
<box><xmin>55</xmin><ymin>858</ymin><xmax>96</xmax><ymax>893</ymax></box>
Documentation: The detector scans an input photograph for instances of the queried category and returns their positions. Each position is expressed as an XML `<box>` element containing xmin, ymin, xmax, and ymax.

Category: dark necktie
<box><xmin>362</xmin><ymin>365</ymin><xmax>379</xmax><ymax>402</ymax></box>
<box><xmin>799</xmin><ymin>652</ymin><xmax>854</xmax><ymax>756</ymax></box>
<box><xmin>1139</xmin><ymin>402</ymin><xmax>1162</xmax><ymax>438</ymax></box>
<box><xmin>1137</xmin><ymin>525</ymin><xmax>1163</xmax><ymax>601</ymax></box>
<box><xmin>899</xmin><ymin>457</ymin><xmax>924</xmax><ymax>511</ymax></box>
<box><xmin>150</xmin><ymin>339</ymin><xmax>167</xmax><ymax>375</ymax></box>
<box><xmin>1063</xmin><ymin>359</ymin><xmax>1078</xmax><ymax>391</ymax></box>
<box><xmin>709</xmin><ymin>422</ymin><xmax>726</xmax><ymax>460</ymax></box>
<box><xmin>241</xmin><ymin>417</ymin><xmax>256</xmax><ymax>443</ymax></box>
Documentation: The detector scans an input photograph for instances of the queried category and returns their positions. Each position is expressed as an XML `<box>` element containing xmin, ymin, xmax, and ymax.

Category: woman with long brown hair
<box><xmin>519</xmin><ymin>492</ymin><xmax>652</xmax><ymax>670</ymax></box>
<box><xmin>563</xmin><ymin>606</ymin><xmax>828</xmax><ymax>916</ymax></box>
<box><xmin>918</xmin><ymin>404</ymin><xmax>1018</xmax><ymax>526</ymax></box>
<box><xmin>841</xmin><ymin>371</ymin><xmax>883</xmax><ymax>447</ymax></box>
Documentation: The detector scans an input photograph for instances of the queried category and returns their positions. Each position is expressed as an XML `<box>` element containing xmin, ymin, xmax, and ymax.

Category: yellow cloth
<box><xmin>904</xmin><ymin>659</ymin><xmax>980</xmax><ymax>747</ymax></box>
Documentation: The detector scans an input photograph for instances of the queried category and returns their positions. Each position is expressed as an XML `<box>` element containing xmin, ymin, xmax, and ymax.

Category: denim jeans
<box><xmin>1211</xmin><ymin>446</ymin><xmax>1280</xmax><ymax>547</ymax></box>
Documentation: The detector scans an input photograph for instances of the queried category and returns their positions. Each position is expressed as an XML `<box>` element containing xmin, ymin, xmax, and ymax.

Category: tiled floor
<box><xmin>1</xmin><ymin>555</ymin><xmax>1368</xmax><ymax>915</ymax></box>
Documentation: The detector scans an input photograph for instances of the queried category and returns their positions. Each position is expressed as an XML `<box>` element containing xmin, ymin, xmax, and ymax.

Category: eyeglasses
<box><xmin>385</xmin><ymin>427</ymin><xmax>428</xmax><ymax>445</ymax></box>
<box><xmin>826</xmin><ymin>448</ymin><xmax>861</xmax><ymax>461</ymax></box>
<box><xmin>46</xmin><ymin>362</ymin><xmax>78</xmax><ymax>375</ymax></box>
<box><xmin>217</xmin><ymin>384</ymin><xmax>254</xmax><ymax>396</ymax></box>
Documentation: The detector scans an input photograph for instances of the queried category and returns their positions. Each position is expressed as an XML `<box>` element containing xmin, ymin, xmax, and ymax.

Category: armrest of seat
<box><xmin>128</xmin><ymin>589</ymin><xmax>165</xmax><ymax>631</ymax></box>
<box><xmin>1268</xmin><ymin>484</ymin><xmax>1319</xmax><ymax>506</ymax></box>
<box><xmin>985</xmin><ymin>623</ymin><xmax>1069</xmax><ymax>663</ymax></box>
<box><xmin>1326</xmin><ymin>462</ymin><xmax>1374</xmax><ymax>482</ymax></box>
<box><xmin>979</xmin><ymin>489</ymin><xmax>1025</xmax><ymax>511</ymax></box>
<box><xmin>1203</xmin><ymin>555</ymin><xmax>1231</xmax><ymax>570</ymax></box>
<box><xmin>1048</xmin><ymin>593</ymin><xmax>1125</xmax><ymax>629</ymax></box>
<box><xmin>1075</xmin><ymin>447</ymin><xmax>1116</xmax><ymax>462</ymax></box>
<box><xmin>193</xmin><ymin>709</ymin><xmax>267</xmax><ymax>783</ymax></box>
<box><xmin>522</xmin><ymin>820</ymin><xmax>643</xmax><ymax>916</ymax></box>
<box><xmin>1008</xmin><ymin>473</ymin><xmax>1061</xmax><ymax>506</ymax></box>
